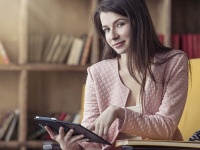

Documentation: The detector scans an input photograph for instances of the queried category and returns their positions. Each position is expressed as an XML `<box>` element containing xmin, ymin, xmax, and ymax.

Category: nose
<box><xmin>109</xmin><ymin>29</ymin><xmax>119</xmax><ymax>40</ymax></box>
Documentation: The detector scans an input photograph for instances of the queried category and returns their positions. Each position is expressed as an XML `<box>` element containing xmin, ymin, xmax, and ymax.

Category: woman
<box><xmin>45</xmin><ymin>0</ymin><xmax>189</xmax><ymax>149</ymax></box>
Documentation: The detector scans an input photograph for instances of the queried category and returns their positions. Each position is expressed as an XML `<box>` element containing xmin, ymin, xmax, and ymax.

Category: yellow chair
<box><xmin>178</xmin><ymin>58</ymin><xmax>200</xmax><ymax>140</ymax></box>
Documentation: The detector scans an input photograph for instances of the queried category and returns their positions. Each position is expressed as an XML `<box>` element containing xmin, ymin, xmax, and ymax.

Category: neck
<box><xmin>119</xmin><ymin>53</ymin><xmax>128</xmax><ymax>70</ymax></box>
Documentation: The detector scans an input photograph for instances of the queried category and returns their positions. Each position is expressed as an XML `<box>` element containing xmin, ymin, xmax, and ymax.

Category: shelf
<box><xmin>0</xmin><ymin>64</ymin><xmax>89</xmax><ymax>72</ymax></box>
<box><xmin>25</xmin><ymin>64</ymin><xmax>89</xmax><ymax>72</ymax></box>
<box><xmin>0</xmin><ymin>141</ymin><xmax>48</xmax><ymax>149</ymax></box>
<box><xmin>26</xmin><ymin>141</ymin><xmax>50</xmax><ymax>149</ymax></box>
<box><xmin>0</xmin><ymin>141</ymin><xmax>20</xmax><ymax>148</ymax></box>
<box><xmin>0</xmin><ymin>64</ymin><xmax>21</xmax><ymax>71</ymax></box>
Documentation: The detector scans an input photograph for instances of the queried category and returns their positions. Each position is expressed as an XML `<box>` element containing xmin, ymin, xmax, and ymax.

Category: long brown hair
<box><xmin>93</xmin><ymin>0</ymin><xmax>173</xmax><ymax>95</ymax></box>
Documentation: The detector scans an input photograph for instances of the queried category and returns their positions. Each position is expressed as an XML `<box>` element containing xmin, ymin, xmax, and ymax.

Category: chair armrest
<box><xmin>116</xmin><ymin>140</ymin><xmax>200</xmax><ymax>150</ymax></box>
<box><xmin>122</xmin><ymin>145</ymin><xmax>200</xmax><ymax>150</ymax></box>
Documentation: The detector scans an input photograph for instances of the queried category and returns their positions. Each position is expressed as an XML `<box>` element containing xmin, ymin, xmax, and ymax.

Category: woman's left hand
<box><xmin>45</xmin><ymin>126</ymin><xmax>89</xmax><ymax>150</ymax></box>
<box><xmin>89</xmin><ymin>105</ymin><xmax>121</xmax><ymax>137</ymax></box>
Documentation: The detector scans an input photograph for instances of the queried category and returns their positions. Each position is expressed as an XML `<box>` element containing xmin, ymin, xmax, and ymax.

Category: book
<box><xmin>80</xmin><ymin>33</ymin><xmax>92</xmax><ymax>65</ymax></box>
<box><xmin>181</xmin><ymin>34</ymin><xmax>188</xmax><ymax>55</ymax></box>
<box><xmin>187</xmin><ymin>34</ymin><xmax>193</xmax><ymax>59</ymax></box>
<box><xmin>4</xmin><ymin>109</ymin><xmax>19</xmax><ymax>141</ymax></box>
<box><xmin>42</xmin><ymin>35</ymin><xmax>56</xmax><ymax>62</ymax></box>
<box><xmin>72</xmin><ymin>111</ymin><xmax>81</xmax><ymax>124</ymax></box>
<box><xmin>57</xmin><ymin>112</ymin><xmax>67</xmax><ymax>121</ymax></box>
<box><xmin>28</xmin><ymin>127</ymin><xmax>46</xmax><ymax>140</ymax></box>
<box><xmin>90</xmin><ymin>33</ymin><xmax>100</xmax><ymax>64</ymax></box>
<box><xmin>45</xmin><ymin>34</ymin><xmax>62</xmax><ymax>63</ymax></box>
<box><xmin>57</xmin><ymin>36</ymin><xmax>74</xmax><ymax>63</ymax></box>
<box><xmin>67</xmin><ymin>37</ymin><xmax>85</xmax><ymax>65</ymax></box>
<box><xmin>158</xmin><ymin>34</ymin><xmax>164</xmax><ymax>44</ymax></box>
<box><xmin>115</xmin><ymin>139</ymin><xmax>200</xmax><ymax>149</ymax></box>
<box><xmin>192</xmin><ymin>34</ymin><xmax>198</xmax><ymax>59</ymax></box>
<box><xmin>0</xmin><ymin>111</ymin><xmax>15</xmax><ymax>139</ymax></box>
<box><xmin>0</xmin><ymin>111</ymin><xmax>11</xmax><ymax>128</ymax></box>
<box><xmin>0</xmin><ymin>41</ymin><xmax>10</xmax><ymax>64</ymax></box>
<box><xmin>197</xmin><ymin>34</ymin><xmax>200</xmax><ymax>58</ymax></box>
<box><xmin>63</xmin><ymin>113</ymin><xmax>75</xmax><ymax>123</ymax></box>
<box><xmin>50</xmin><ymin>35</ymin><xmax>68</xmax><ymax>63</ymax></box>
<box><xmin>171</xmin><ymin>34</ymin><xmax>180</xmax><ymax>50</ymax></box>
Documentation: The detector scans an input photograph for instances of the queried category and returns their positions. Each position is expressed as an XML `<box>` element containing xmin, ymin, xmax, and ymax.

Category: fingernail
<box><xmin>80</xmin><ymin>134</ymin><xmax>84</xmax><ymax>138</ymax></box>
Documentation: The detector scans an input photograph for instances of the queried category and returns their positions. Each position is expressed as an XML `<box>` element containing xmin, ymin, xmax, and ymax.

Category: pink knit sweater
<box><xmin>76</xmin><ymin>50</ymin><xmax>188</xmax><ymax>150</ymax></box>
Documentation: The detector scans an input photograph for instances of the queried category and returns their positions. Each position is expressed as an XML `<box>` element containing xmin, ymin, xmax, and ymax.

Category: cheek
<box><xmin>123</xmin><ymin>29</ymin><xmax>131</xmax><ymax>38</ymax></box>
<box><xmin>122</xmin><ymin>25</ymin><xmax>131</xmax><ymax>38</ymax></box>
<box><xmin>105</xmin><ymin>35</ymin><xmax>112</xmax><ymax>46</ymax></box>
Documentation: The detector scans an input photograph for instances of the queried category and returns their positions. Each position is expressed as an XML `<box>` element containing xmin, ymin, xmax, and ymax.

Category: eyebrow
<box><xmin>102</xmin><ymin>18</ymin><xmax>128</xmax><ymax>28</ymax></box>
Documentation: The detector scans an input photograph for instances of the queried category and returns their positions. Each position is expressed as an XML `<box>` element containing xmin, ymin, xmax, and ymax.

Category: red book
<box><xmin>197</xmin><ymin>34</ymin><xmax>200</xmax><ymax>58</ymax></box>
<box><xmin>187</xmin><ymin>34</ymin><xmax>193</xmax><ymax>59</ymax></box>
<box><xmin>158</xmin><ymin>34</ymin><xmax>164</xmax><ymax>44</ymax></box>
<box><xmin>58</xmin><ymin>112</ymin><xmax>67</xmax><ymax>121</ymax></box>
<box><xmin>181</xmin><ymin>34</ymin><xmax>188</xmax><ymax>56</ymax></box>
<box><xmin>171</xmin><ymin>34</ymin><xmax>180</xmax><ymax>50</ymax></box>
<box><xmin>192</xmin><ymin>34</ymin><xmax>198</xmax><ymax>58</ymax></box>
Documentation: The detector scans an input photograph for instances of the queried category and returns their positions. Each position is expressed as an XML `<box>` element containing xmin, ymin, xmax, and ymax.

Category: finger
<box><xmin>45</xmin><ymin>126</ymin><xmax>57</xmax><ymax>140</ymax></box>
<box><xmin>98</xmin><ymin>126</ymin><xmax>103</xmax><ymax>137</ymax></box>
<box><xmin>88</xmin><ymin>123</ymin><xmax>95</xmax><ymax>131</ymax></box>
<box><xmin>70</xmin><ymin>134</ymin><xmax>85</xmax><ymax>143</ymax></box>
<box><xmin>59</xmin><ymin>127</ymin><xmax>65</xmax><ymax>139</ymax></box>
<box><xmin>94</xmin><ymin>124</ymin><xmax>99</xmax><ymax>135</ymax></box>
<box><xmin>103</xmin><ymin>125</ymin><xmax>109</xmax><ymax>136</ymax></box>
<box><xmin>76</xmin><ymin>138</ymin><xmax>90</xmax><ymax>143</ymax></box>
<box><xmin>64</xmin><ymin>129</ymin><xmax>74</xmax><ymax>141</ymax></box>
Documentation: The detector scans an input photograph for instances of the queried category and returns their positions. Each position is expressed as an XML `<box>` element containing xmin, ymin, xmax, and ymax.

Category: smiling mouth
<box><xmin>113</xmin><ymin>41</ymin><xmax>125</xmax><ymax>48</ymax></box>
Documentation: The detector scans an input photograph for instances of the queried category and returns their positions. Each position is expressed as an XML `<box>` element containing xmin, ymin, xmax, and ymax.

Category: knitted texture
<box><xmin>80</xmin><ymin>50</ymin><xmax>188</xmax><ymax>150</ymax></box>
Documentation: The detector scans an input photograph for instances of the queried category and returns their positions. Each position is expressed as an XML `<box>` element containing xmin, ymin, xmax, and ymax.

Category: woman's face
<box><xmin>100</xmin><ymin>12</ymin><xmax>131</xmax><ymax>55</ymax></box>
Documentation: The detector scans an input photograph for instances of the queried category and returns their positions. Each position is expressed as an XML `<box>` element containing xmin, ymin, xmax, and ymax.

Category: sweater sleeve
<box><xmin>78</xmin><ymin>67</ymin><xmax>103</xmax><ymax>149</ymax></box>
<box><xmin>119</xmin><ymin>53</ymin><xmax>189</xmax><ymax>140</ymax></box>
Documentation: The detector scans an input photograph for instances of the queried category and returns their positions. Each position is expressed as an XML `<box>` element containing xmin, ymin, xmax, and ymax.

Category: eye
<box><xmin>117</xmin><ymin>22</ymin><xmax>125</xmax><ymax>28</ymax></box>
<box><xmin>102</xmin><ymin>27</ymin><xmax>110</xmax><ymax>33</ymax></box>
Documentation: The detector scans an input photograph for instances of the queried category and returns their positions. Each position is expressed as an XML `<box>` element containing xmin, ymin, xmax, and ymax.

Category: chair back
<box><xmin>178</xmin><ymin>58</ymin><xmax>200</xmax><ymax>140</ymax></box>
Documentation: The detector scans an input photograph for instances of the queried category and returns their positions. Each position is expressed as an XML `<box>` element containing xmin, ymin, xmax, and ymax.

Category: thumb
<box><xmin>87</xmin><ymin>123</ymin><xmax>95</xmax><ymax>131</ymax></box>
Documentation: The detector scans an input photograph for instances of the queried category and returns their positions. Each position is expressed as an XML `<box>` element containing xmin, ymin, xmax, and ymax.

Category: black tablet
<box><xmin>34</xmin><ymin>116</ymin><xmax>111</xmax><ymax>145</ymax></box>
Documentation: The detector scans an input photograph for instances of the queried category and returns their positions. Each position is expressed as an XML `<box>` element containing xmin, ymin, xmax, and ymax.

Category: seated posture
<box><xmin>45</xmin><ymin>0</ymin><xmax>189</xmax><ymax>149</ymax></box>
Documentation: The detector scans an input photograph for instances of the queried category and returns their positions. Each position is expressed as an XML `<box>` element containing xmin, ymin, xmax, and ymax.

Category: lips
<box><xmin>112</xmin><ymin>41</ymin><xmax>125</xmax><ymax>48</ymax></box>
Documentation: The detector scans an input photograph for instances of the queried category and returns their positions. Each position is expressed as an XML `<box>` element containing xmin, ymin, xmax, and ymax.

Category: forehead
<box><xmin>100</xmin><ymin>12</ymin><xmax>126</xmax><ymax>26</ymax></box>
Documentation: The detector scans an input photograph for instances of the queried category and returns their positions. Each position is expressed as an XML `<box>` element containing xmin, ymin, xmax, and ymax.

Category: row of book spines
<box><xmin>171</xmin><ymin>34</ymin><xmax>200</xmax><ymax>59</ymax></box>
<box><xmin>0</xmin><ymin>109</ymin><xmax>19</xmax><ymax>141</ymax></box>
<box><xmin>29</xmin><ymin>33</ymin><xmax>93</xmax><ymax>65</ymax></box>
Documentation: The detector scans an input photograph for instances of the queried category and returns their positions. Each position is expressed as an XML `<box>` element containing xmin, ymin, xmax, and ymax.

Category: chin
<box><xmin>115</xmin><ymin>50</ymin><xmax>127</xmax><ymax>55</ymax></box>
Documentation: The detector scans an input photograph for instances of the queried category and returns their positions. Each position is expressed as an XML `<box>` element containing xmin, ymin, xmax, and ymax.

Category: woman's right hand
<box><xmin>45</xmin><ymin>126</ymin><xmax>89</xmax><ymax>150</ymax></box>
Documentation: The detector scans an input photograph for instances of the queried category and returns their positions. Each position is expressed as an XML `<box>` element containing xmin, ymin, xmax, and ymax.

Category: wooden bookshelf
<box><xmin>0</xmin><ymin>0</ymin><xmax>93</xmax><ymax>150</ymax></box>
<box><xmin>0</xmin><ymin>64</ymin><xmax>88</xmax><ymax>71</ymax></box>
<box><xmin>0</xmin><ymin>0</ymin><xmax>199</xmax><ymax>150</ymax></box>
